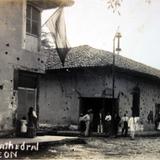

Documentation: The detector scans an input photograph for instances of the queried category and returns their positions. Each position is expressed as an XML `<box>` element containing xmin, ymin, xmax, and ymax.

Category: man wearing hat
<box><xmin>80</xmin><ymin>109</ymin><xmax>93</xmax><ymax>136</ymax></box>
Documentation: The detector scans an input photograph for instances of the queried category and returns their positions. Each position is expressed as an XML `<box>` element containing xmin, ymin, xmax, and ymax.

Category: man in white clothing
<box><xmin>79</xmin><ymin>109</ymin><xmax>93</xmax><ymax>136</ymax></box>
<box><xmin>128</xmin><ymin>116</ymin><xmax>136</xmax><ymax>140</ymax></box>
<box><xmin>121</xmin><ymin>113</ymin><xmax>129</xmax><ymax>137</ymax></box>
<box><xmin>104</xmin><ymin>112</ymin><xmax>112</xmax><ymax>137</ymax></box>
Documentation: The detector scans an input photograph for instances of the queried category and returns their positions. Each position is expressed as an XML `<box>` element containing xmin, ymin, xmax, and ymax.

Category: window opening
<box><xmin>26</xmin><ymin>5</ymin><xmax>40</xmax><ymax>36</ymax></box>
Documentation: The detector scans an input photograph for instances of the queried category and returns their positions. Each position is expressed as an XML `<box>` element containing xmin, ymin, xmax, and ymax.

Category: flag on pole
<box><xmin>44</xmin><ymin>7</ymin><xmax>70</xmax><ymax>66</ymax></box>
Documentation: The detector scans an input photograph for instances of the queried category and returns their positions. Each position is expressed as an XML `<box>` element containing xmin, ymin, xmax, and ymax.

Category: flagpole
<box><xmin>41</xmin><ymin>7</ymin><xmax>64</xmax><ymax>28</ymax></box>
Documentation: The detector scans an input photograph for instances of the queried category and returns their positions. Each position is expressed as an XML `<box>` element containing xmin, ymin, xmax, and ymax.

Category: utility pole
<box><xmin>112</xmin><ymin>32</ymin><xmax>122</xmax><ymax>111</ymax></box>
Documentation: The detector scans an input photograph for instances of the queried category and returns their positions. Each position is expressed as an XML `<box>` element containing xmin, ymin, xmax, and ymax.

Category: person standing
<box><xmin>121</xmin><ymin>113</ymin><xmax>129</xmax><ymax>137</ymax></box>
<box><xmin>88</xmin><ymin>109</ymin><xmax>94</xmax><ymax>135</ymax></box>
<box><xmin>97</xmin><ymin>113</ymin><xmax>103</xmax><ymax>133</ymax></box>
<box><xmin>20</xmin><ymin>116</ymin><xmax>27</xmax><ymax>137</ymax></box>
<box><xmin>27</xmin><ymin>107</ymin><xmax>37</xmax><ymax>138</ymax></box>
<box><xmin>147</xmin><ymin>110</ymin><xmax>153</xmax><ymax>124</ymax></box>
<box><xmin>155</xmin><ymin>112</ymin><xmax>160</xmax><ymax>130</ymax></box>
<box><xmin>128</xmin><ymin>116</ymin><xmax>136</xmax><ymax>140</ymax></box>
<box><xmin>104</xmin><ymin>112</ymin><xmax>112</xmax><ymax>137</ymax></box>
<box><xmin>80</xmin><ymin>109</ymin><xmax>93</xmax><ymax>137</ymax></box>
<box><xmin>79</xmin><ymin>113</ymin><xmax>86</xmax><ymax>135</ymax></box>
<box><xmin>112</xmin><ymin>113</ymin><xmax>121</xmax><ymax>137</ymax></box>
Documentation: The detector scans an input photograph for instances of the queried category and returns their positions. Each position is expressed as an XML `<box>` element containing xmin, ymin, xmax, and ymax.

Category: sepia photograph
<box><xmin>0</xmin><ymin>0</ymin><xmax>160</xmax><ymax>159</ymax></box>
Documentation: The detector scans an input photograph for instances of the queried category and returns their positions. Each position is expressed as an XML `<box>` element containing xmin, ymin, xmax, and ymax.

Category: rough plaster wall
<box><xmin>115</xmin><ymin>73</ymin><xmax>160</xmax><ymax>130</ymax></box>
<box><xmin>0</xmin><ymin>63</ymin><xmax>14</xmax><ymax>131</ymax></box>
<box><xmin>74</xmin><ymin>69</ymin><xmax>113</xmax><ymax>98</ymax></box>
<box><xmin>0</xmin><ymin>0</ymin><xmax>26</xmax><ymax>50</ymax></box>
<box><xmin>0</xmin><ymin>0</ymin><xmax>24</xmax><ymax>132</ymax></box>
<box><xmin>0</xmin><ymin>0</ymin><xmax>46</xmax><ymax>133</ymax></box>
<box><xmin>0</xmin><ymin>0</ymin><xmax>46</xmax><ymax>72</ymax></box>
<box><xmin>115</xmin><ymin>74</ymin><xmax>135</xmax><ymax>117</ymax></box>
<box><xmin>0</xmin><ymin>47</ymin><xmax>46</xmax><ymax>72</ymax></box>
<box><xmin>39</xmin><ymin>74</ymin><xmax>75</xmax><ymax>126</ymax></box>
<box><xmin>25</xmin><ymin>35</ymin><xmax>39</xmax><ymax>53</ymax></box>
<box><xmin>140</xmin><ymin>82</ymin><xmax>160</xmax><ymax>129</ymax></box>
<box><xmin>39</xmin><ymin>69</ymin><xmax>160</xmax><ymax>131</ymax></box>
<box><xmin>0</xmin><ymin>48</ymin><xmax>46</xmax><ymax>132</ymax></box>
<box><xmin>39</xmin><ymin>69</ymin><xmax>113</xmax><ymax>127</ymax></box>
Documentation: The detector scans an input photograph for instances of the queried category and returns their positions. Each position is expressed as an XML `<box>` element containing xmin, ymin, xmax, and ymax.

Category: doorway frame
<box><xmin>17</xmin><ymin>87</ymin><xmax>37</xmax><ymax>119</ymax></box>
<box><xmin>79</xmin><ymin>97</ymin><xmax>119</xmax><ymax>133</ymax></box>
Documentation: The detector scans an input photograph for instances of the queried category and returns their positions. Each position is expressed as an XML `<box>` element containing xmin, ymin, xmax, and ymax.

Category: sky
<box><xmin>42</xmin><ymin>0</ymin><xmax>160</xmax><ymax>69</ymax></box>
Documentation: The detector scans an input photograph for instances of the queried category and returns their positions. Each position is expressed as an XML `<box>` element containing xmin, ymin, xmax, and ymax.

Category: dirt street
<box><xmin>21</xmin><ymin>137</ymin><xmax>160</xmax><ymax>160</ymax></box>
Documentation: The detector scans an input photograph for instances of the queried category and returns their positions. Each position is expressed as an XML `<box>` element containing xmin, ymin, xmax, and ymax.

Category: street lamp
<box><xmin>112</xmin><ymin>32</ymin><xmax>122</xmax><ymax>105</ymax></box>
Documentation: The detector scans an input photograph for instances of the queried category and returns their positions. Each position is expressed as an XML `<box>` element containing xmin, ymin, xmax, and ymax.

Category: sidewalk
<box><xmin>0</xmin><ymin>130</ymin><xmax>159</xmax><ymax>146</ymax></box>
<box><xmin>0</xmin><ymin>135</ymin><xmax>81</xmax><ymax>146</ymax></box>
<box><xmin>51</xmin><ymin>130</ymin><xmax>160</xmax><ymax>137</ymax></box>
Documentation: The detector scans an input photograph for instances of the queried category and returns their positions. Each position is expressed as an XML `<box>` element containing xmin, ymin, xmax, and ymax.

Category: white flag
<box><xmin>45</xmin><ymin>7</ymin><xmax>70</xmax><ymax>66</ymax></box>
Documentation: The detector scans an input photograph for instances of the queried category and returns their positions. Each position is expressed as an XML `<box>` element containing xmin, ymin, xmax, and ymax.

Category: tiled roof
<box><xmin>46</xmin><ymin>45</ymin><xmax>160</xmax><ymax>79</ymax></box>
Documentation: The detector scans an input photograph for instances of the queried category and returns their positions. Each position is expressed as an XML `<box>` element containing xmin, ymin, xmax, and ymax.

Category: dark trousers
<box><xmin>113</xmin><ymin>124</ymin><xmax>119</xmax><ymax>137</ymax></box>
<box><xmin>79</xmin><ymin>121</ymin><xmax>86</xmax><ymax>135</ymax></box>
<box><xmin>122</xmin><ymin>122</ymin><xmax>128</xmax><ymax>136</ymax></box>
<box><xmin>105</xmin><ymin>121</ymin><xmax>112</xmax><ymax>137</ymax></box>
<box><xmin>27</xmin><ymin>123</ymin><xmax>36</xmax><ymax>138</ymax></box>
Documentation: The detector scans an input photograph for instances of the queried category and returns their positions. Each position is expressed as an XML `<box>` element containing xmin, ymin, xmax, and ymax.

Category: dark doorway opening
<box><xmin>155</xmin><ymin>104</ymin><xmax>160</xmax><ymax>130</ymax></box>
<box><xmin>79</xmin><ymin>97</ymin><xmax>118</xmax><ymax>132</ymax></box>
<box><xmin>17</xmin><ymin>88</ymin><xmax>37</xmax><ymax>119</ymax></box>
<box><xmin>14</xmin><ymin>70</ymin><xmax>39</xmax><ymax>120</ymax></box>
<box><xmin>155</xmin><ymin>103</ymin><xmax>160</xmax><ymax>121</ymax></box>
<box><xmin>155</xmin><ymin>104</ymin><xmax>160</xmax><ymax>116</ymax></box>
<box><xmin>132</xmin><ymin>87</ymin><xmax>140</xmax><ymax>117</ymax></box>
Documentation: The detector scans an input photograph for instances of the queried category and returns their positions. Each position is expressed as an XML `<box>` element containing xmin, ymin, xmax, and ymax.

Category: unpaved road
<box><xmin>21</xmin><ymin>137</ymin><xmax>160</xmax><ymax>160</ymax></box>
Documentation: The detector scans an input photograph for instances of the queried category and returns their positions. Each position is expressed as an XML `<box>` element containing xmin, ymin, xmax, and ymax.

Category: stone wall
<box><xmin>0</xmin><ymin>0</ymin><xmax>26</xmax><ymax>50</ymax></box>
<box><xmin>39</xmin><ymin>68</ymin><xmax>160</xmax><ymax>131</ymax></box>
<box><xmin>0</xmin><ymin>0</ymin><xmax>46</xmax><ymax>134</ymax></box>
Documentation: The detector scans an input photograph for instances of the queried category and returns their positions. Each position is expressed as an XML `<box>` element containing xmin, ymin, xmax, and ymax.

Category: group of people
<box><xmin>18</xmin><ymin>107</ymin><xmax>37</xmax><ymax>138</ymax></box>
<box><xmin>147</xmin><ymin>110</ymin><xmax>160</xmax><ymax>131</ymax></box>
<box><xmin>105</xmin><ymin>113</ymin><xmax>141</xmax><ymax>139</ymax></box>
<box><xmin>79</xmin><ymin>110</ymin><xmax>140</xmax><ymax>140</ymax></box>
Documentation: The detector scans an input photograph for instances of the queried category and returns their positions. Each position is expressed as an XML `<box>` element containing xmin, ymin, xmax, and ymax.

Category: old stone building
<box><xmin>1</xmin><ymin>0</ymin><xmax>160</xmax><ymax>136</ymax></box>
<box><xmin>39</xmin><ymin>45</ymin><xmax>160</xmax><ymax>133</ymax></box>
<box><xmin>0</xmin><ymin>0</ymin><xmax>73</xmax><ymax>136</ymax></box>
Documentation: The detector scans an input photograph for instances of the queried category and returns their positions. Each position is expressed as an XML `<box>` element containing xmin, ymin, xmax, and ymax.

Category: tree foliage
<box><xmin>106</xmin><ymin>0</ymin><xmax>122</xmax><ymax>14</ymax></box>
<box><xmin>105</xmin><ymin>0</ymin><xmax>151</xmax><ymax>14</ymax></box>
<box><xmin>41</xmin><ymin>32</ymin><xmax>55</xmax><ymax>50</ymax></box>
